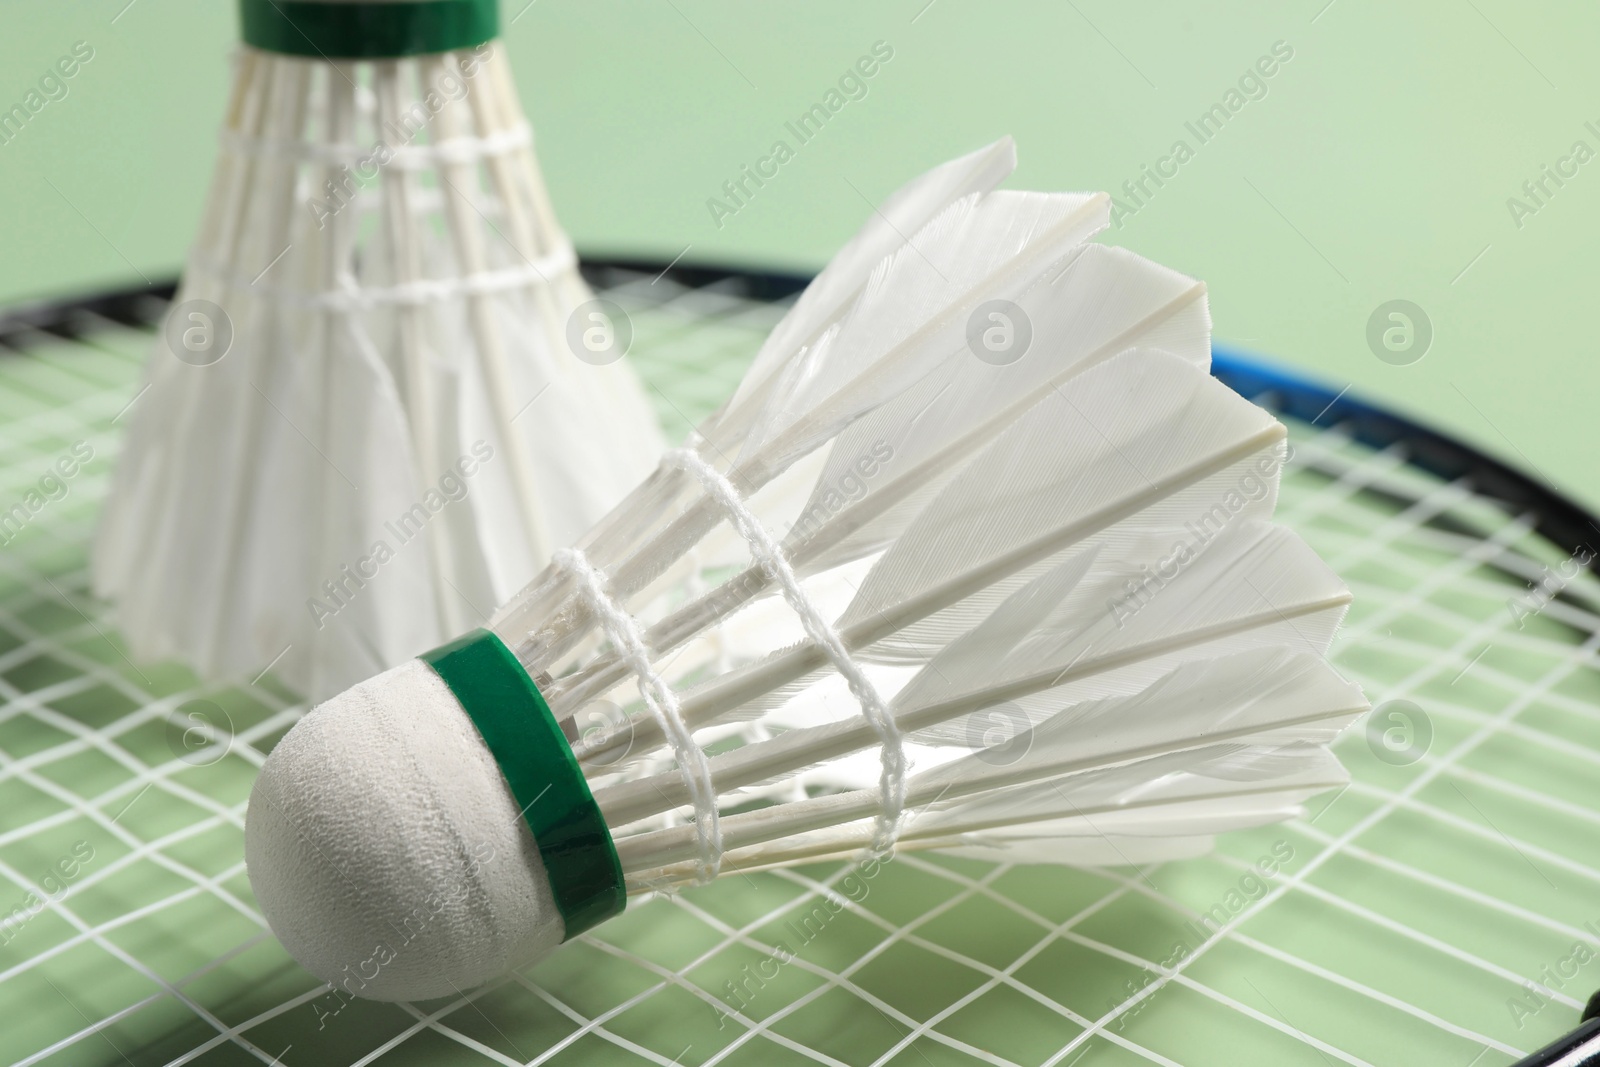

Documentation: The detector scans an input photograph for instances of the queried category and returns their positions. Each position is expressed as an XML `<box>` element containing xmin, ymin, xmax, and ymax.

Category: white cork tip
<box><xmin>245</xmin><ymin>658</ymin><xmax>565</xmax><ymax>1002</ymax></box>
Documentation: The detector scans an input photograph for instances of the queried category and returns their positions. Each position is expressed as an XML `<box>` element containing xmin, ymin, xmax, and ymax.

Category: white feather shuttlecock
<box><xmin>94</xmin><ymin>1</ymin><xmax>662</xmax><ymax>699</ymax></box>
<box><xmin>246</xmin><ymin>138</ymin><xmax>1367</xmax><ymax>1002</ymax></box>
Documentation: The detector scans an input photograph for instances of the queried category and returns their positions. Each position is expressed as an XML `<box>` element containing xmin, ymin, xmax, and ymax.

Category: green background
<box><xmin>0</xmin><ymin>0</ymin><xmax>1595</xmax><ymax>509</ymax></box>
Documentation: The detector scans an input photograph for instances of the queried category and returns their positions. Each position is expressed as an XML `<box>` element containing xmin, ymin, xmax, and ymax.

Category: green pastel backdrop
<box><xmin>0</xmin><ymin>0</ymin><xmax>1595</xmax><ymax>507</ymax></box>
<box><xmin>4</xmin><ymin>6</ymin><xmax>1600</xmax><ymax>1064</ymax></box>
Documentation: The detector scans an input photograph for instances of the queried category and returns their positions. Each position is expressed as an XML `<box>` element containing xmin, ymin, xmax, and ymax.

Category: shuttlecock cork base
<box><xmin>246</xmin><ymin>631</ymin><xmax>622</xmax><ymax>1003</ymax></box>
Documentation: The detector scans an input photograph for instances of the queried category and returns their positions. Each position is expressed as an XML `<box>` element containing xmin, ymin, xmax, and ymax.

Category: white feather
<box><xmin>724</xmin><ymin>137</ymin><xmax>1019</xmax><ymax>420</ymax></box>
<box><xmin>248</xmin><ymin>142</ymin><xmax>1365</xmax><ymax>991</ymax></box>
<box><xmin>95</xmin><ymin>48</ymin><xmax>663</xmax><ymax>699</ymax></box>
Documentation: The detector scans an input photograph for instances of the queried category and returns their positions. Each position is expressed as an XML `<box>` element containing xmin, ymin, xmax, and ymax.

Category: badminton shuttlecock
<box><xmin>246</xmin><ymin>139</ymin><xmax>1366</xmax><ymax>1002</ymax></box>
<box><xmin>94</xmin><ymin>0</ymin><xmax>662</xmax><ymax>699</ymax></box>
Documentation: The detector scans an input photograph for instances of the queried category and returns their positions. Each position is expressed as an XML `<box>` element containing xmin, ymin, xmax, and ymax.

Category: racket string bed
<box><xmin>2</xmin><ymin>271</ymin><xmax>1599</xmax><ymax>1066</ymax></box>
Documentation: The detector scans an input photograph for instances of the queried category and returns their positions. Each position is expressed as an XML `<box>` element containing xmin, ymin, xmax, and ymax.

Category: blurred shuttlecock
<box><xmin>246</xmin><ymin>138</ymin><xmax>1366</xmax><ymax>1001</ymax></box>
<box><xmin>94</xmin><ymin>0</ymin><xmax>662</xmax><ymax>699</ymax></box>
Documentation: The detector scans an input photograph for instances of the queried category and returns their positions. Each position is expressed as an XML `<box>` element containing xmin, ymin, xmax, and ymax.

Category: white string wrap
<box><xmin>219</xmin><ymin>121</ymin><xmax>534</xmax><ymax>170</ymax></box>
<box><xmin>185</xmin><ymin>242</ymin><xmax>577</xmax><ymax>312</ymax></box>
<box><xmin>665</xmin><ymin>448</ymin><xmax>908</xmax><ymax>856</ymax></box>
<box><xmin>551</xmin><ymin>548</ymin><xmax>724</xmax><ymax>885</ymax></box>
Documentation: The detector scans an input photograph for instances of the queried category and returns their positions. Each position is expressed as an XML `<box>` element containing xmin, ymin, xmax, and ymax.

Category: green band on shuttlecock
<box><xmin>239</xmin><ymin>0</ymin><xmax>500</xmax><ymax>59</ymax></box>
<box><xmin>421</xmin><ymin>629</ymin><xmax>624</xmax><ymax>940</ymax></box>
